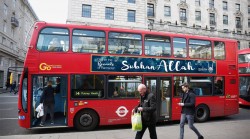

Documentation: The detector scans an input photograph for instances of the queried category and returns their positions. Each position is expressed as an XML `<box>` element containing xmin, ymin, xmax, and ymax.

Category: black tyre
<box><xmin>195</xmin><ymin>105</ymin><xmax>209</xmax><ymax>122</ymax></box>
<box><xmin>74</xmin><ymin>110</ymin><xmax>99</xmax><ymax>131</ymax></box>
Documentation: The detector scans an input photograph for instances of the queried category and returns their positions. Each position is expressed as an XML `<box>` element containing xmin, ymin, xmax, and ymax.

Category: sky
<box><xmin>28</xmin><ymin>0</ymin><xmax>68</xmax><ymax>23</ymax></box>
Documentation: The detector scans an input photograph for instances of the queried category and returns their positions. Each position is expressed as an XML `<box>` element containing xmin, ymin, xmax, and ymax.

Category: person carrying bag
<box><xmin>133</xmin><ymin>84</ymin><xmax>157</xmax><ymax>139</ymax></box>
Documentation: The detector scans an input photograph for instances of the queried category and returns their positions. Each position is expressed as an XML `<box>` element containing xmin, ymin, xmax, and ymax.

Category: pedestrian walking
<box><xmin>5</xmin><ymin>81</ymin><xmax>10</xmax><ymax>90</ymax></box>
<box><xmin>178</xmin><ymin>82</ymin><xmax>204</xmax><ymax>139</ymax></box>
<box><xmin>134</xmin><ymin>84</ymin><xmax>157</xmax><ymax>139</ymax></box>
<box><xmin>9</xmin><ymin>81</ymin><xmax>17</xmax><ymax>94</ymax></box>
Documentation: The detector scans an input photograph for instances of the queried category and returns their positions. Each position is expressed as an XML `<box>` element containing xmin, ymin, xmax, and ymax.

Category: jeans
<box><xmin>135</xmin><ymin>124</ymin><xmax>157</xmax><ymax>139</ymax></box>
<box><xmin>180</xmin><ymin>114</ymin><xmax>202</xmax><ymax>139</ymax></box>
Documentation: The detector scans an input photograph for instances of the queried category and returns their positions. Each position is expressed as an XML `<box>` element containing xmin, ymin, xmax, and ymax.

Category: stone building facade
<box><xmin>0</xmin><ymin>0</ymin><xmax>38</xmax><ymax>88</ymax></box>
<box><xmin>67</xmin><ymin>0</ymin><xmax>250</xmax><ymax>49</ymax></box>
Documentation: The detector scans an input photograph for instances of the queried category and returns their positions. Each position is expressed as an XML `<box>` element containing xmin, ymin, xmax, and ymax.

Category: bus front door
<box><xmin>145</xmin><ymin>77</ymin><xmax>171</xmax><ymax>122</ymax></box>
<box><xmin>31</xmin><ymin>75</ymin><xmax>67</xmax><ymax>128</ymax></box>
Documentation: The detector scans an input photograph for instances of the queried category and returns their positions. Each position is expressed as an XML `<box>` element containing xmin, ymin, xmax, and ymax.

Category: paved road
<box><xmin>0</xmin><ymin>90</ymin><xmax>250</xmax><ymax>139</ymax></box>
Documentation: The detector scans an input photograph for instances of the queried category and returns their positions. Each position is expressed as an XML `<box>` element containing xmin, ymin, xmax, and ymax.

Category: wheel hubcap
<box><xmin>197</xmin><ymin>108</ymin><xmax>205</xmax><ymax>118</ymax></box>
<box><xmin>79</xmin><ymin>114</ymin><xmax>93</xmax><ymax>126</ymax></box>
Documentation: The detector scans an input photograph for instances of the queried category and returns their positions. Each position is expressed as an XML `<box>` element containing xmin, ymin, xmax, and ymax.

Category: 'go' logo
<box><xmin>39</xmin><ymin>63</ymin><xmax>51</xmax><ymax>71</ymax></box>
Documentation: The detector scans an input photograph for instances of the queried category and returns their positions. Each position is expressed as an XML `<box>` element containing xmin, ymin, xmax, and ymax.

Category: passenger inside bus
<box><xmin>214</xmin><ymin>79</ymin><xmax>223</xmax><ymax>95</ymax></box>
<box><xmin>123</xmin><ymin>48</ymin><xmax>130</xmax><ymax>54</ymax></box>
<box><xmin>132</xmin><ymin>49</ymin><xmax>140</xmax><ymax>55</ymax></box>
<box><xmin>112</xmin><ymin>90</ymin><xmax>119</xmax><ymax>98</ymax></box>
<box><xmin>55</xmin><ymin>78</ymin><xmax>61</xmax><ymax>93</ymax></box>
<box><xmin>116</xmin><ymin>47</ymin><xmax>123</xmax><ymax>54</ymax></box>
<box><xmin>48</xmin><ymin>38</ymin><xmax>63</xmax><ymax>52</ymax></box>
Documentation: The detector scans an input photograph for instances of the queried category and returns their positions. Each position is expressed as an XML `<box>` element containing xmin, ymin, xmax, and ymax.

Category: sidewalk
<box><xmin>0</xmin><ymin>118</ymin><xmax>249</xmax><ymax>139</ymax></box>
<box><xmin>0</xmin><ymin>88</ymin><xmax>18</xmax><ymax>96</ymax></box>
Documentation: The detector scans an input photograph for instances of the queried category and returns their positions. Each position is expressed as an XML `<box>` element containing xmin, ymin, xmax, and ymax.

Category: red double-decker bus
<box><xmin>238</xmin><ymin>48</ymin><xmax>250</xmax><ymax>106</ymax></box>
<box><xmin>17</xmin><ymin>22</ymin><xmax>239</xmax><ymax>130</ymax></box>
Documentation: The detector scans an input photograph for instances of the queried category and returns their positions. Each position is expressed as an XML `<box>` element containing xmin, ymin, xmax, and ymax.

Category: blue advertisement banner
<box><xmin>91</xmin><ymin>55</ymin><xmax>216</xmax><ymax>74</ymax></box>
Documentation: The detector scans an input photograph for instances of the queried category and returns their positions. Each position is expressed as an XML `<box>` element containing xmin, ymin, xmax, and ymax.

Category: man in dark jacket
<box><xmin>134</xmin><ymin>84</ymin><xmax>157</xmax><ymax>139</ymax></box>
<box><xmin>40</xmin><ymin>81</ymin><xmax>55</xmax><ymax>126</ymax></box>
<box><xmin>178</xmin><ymin>82</ymin><xmax>204</xmax><ymax>139</ymax></box>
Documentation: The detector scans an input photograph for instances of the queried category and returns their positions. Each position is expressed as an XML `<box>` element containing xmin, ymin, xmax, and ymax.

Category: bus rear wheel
<box><xmin>195</xmin><ymin>105</ymin><xmax>209</xmax><ymax>122</ymax></box>
<box><xmin>74</xmin><ymin>110</ymin><xmax>99</xmax><ymax>131</ymax></box>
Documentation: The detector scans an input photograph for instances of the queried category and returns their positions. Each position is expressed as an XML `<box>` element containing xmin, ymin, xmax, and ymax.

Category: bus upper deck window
<box><xmin>72</xmin><ymin>29</ymin><xmax>105</xmax><ymax>53</ymax></box>
<box><xmin>189</xmin><ymin>39</ymin><xmax>211</xmax><ymax>59</ymax></box>
<box><xmin>214</xmin><ymin>41</ymin><xmax>225</xmax><ymax>60</ymax></box>
<box><xmin>37</xmin><ymin>28</ymin><xmax>69</xmax><ymax>52</ymax></box>
<box><xmin>173</xmin><ymin>38</ymin><xmax>186</xmax><ymax>58</ymax></box>
<box><xmin>145</xmin><ymin>35</ymin><xmax>171</xmax><ymax>57</ymax></box>
<box><xmin>108</xmin><ymin>32</ymin><xmax>142</xmax><ymax>55</ymax></box>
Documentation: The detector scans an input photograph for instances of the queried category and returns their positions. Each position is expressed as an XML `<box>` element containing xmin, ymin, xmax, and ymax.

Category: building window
<box><xmin>195</xmin><ymin>11</ymin><xmax>201</xmax><ymax>21</ymax></box>
<box><xmin>128</xmin><ymin>0</ymin><xmax>135</xmax><ymax>3</ymax></box>
<box><xmin>147</xmin><ymin>4</ymin><xmax>154</xmax><ymax>17</ymax></box>
<box><xmin>13</xmin><ymin>0</ymin><xmax>17</xmax><ymax>8</ymax></box>
<box><xmin>223</xmin><ymin>15</ymin><xmax>228</xmax><ymax>25</ymax></box>
<box><xmin>0</xmin><ymin>57</ymin><xmax>3</xmax><ymax>66</ymax></box>
<box><xmin>2</xmin><ymin>37</ymin><xmax>6</xmax><ymax>44</ymax></box>
<box><xmin>10</xmin><ymin>42</ymin><xmax>14</xmax><ymax>50</ymax></box>
<box><xmin>248</xmin><ymin>6</ymin><xmax>250</xmax><ymax>14</ymax></box>
<box><xmin>223</xmin><ymin>1</ymin><xmax>227</xmax><ymax>10</ymax></box>
<box><xmin>249</xmin><ymin>42</ymin><xmax>250</xmax><ymax>48</ymax></box>
<box><xmin>180</xmin><ymin>9</ymin><xmax>187</xmax><ymax>21</ymax></box>
<box><xmin>248</xmin><ymin>19</ymin><xmax>250</xmax><ymax>27</ymax></box>
<box><xmin>164</xmin><ymin>6</ymin><xmax>171</xmax><ymax>17</ymax></box>
<box><xmin>82</xmin><ymin>4</ymin><xmax>91</xmax><ymax>18</ymax></box>
<box><xmin>4</xmin><ymin>3</ymin><xmax>8</xmax><ymax>16</ymax></box>
<box><xmin>105</xmin><ymin>7</ymin><xmax>114</xmax><ymax>20</ymax></box>
<box><xmin>236</xmin><ymin>17</ymin><xmax>241</xmax><ymax>28</ymax></box>
<box><xmin>3</xmin><ymin>21</ymin><xmax>7</xmax><ymax>32</ymax></box>
<box><xmin>223</xmin><ymin>29</ymin><xmax>228</xmax><ymax>32</ymax></box>
<box><xmin>210</xmin><ymin>13</ymin><xmax>216</xmax><ymax>25</ymax></box>
<box><xmin>11</xmin><ymin>27</ymin><xmax>14</xmax><ymax>37</ymax></box>
<box><xmin>236</xmin><ymin>4</ymin><xmax>240</xmax><ymax>11</ymax></box>
<box><xmin>195</xmin><ymin>0</ymin><xmax>200</xmax><ymax>6</ymax></box>
<box><xmin>209</xmin><ymin>0</ymin><xmax>214</xmax><ymax>8</ymax></box>
<box><xmin>128</xmin><ymin>10</ymin><xmax>135</xmax><ymax>22</ymax></box>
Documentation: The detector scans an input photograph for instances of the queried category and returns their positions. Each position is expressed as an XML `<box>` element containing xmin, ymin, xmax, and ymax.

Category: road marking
<box><xmin>0</xmin><ymin>95</ymin><xmax>18</xmax><ymax>98</ymax></box>
<box><xmin>0</xmin><ymin>108</ymin><xmax>14</xmax><ymax>110</ymax></box>
<box><xmin>0</xmin><ymin>102</ymin><xmax>18</xmax><ymax>104</ymax></box>
<box><xmin>0</xmin><ymin>118</ymin><xmax>18</xmax><ymax>120</ymax></box>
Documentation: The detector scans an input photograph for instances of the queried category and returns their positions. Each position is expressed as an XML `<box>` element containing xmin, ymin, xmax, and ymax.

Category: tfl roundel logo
<box><xmin>116</xmin><ymin>106</ymin><xmax>129</xmax><ymax>117</ymax></box>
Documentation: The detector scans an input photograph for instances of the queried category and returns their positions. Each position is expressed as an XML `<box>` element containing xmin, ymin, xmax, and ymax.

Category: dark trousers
<box><xmin>135</xmin><ymin>123</ymin><xmax>157</xmax><ymax>139</ymax></box>
<box><xmin>41</xmin><ymin>103</ymin><xmax>54</xmax><ymax>124</ymax></box>
<box><xmin>180</xmin><ymin>114</ymin><xmax>202</xmax><ymax>139</ymax></box>
<box><xmin>10</xmin><ymin>88</ymin><xmax>16</xmax><ymax>93</ymax></box>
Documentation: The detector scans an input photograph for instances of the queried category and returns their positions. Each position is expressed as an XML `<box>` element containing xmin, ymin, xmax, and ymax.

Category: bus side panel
<box><xmin>67</xmin><ymin>99</ymin><xmax>138</xmax><ymax>127</ymax></box>
<box><xmin>171</xmin><ymin>97</ymin><xmax>181</xmax><ymax>121</ymax></box>
<box><xmin>224</xmin><ymin>76</ymin><xmax>239</xmax><ymax>116</ymax></box>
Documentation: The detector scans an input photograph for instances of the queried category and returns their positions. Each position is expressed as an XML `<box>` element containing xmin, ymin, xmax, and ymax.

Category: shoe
<box><xmin>40</xmin><ymin>123</ymin><xmax>44</xmax><ymax>126</ymax></box>
<box><xmin>198</xmin><ymin>136</ymin><xmax>204</xmax><ymax>139</ymax></box>
<box><xmin>51</xmin><ymin>121</ymin><xmax>54</xmax><ymax>125</ymax></box>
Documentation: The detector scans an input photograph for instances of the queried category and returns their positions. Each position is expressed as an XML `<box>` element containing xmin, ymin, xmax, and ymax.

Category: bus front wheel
<box><xmin>74</xmin><ymin>109</ymin><xmax>99</xmax><ymax>131</ymax></box>
<box><xmin>195</xmin><ymin>105</ymin><xmax>209</xmax><ymax>122</ymax></box>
